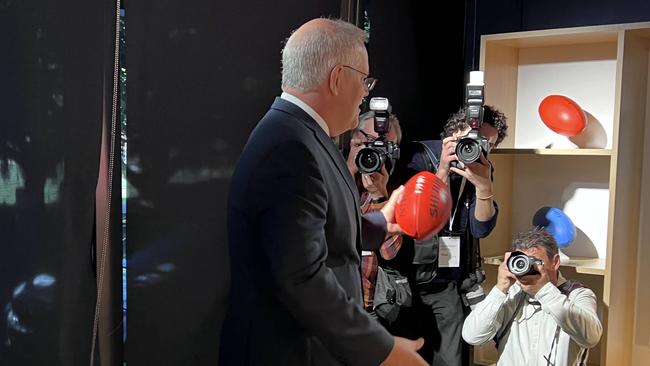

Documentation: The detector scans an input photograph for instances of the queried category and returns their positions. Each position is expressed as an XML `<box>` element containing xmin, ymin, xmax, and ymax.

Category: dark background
<box><xmin>0</xmin><ymin>0</ymin><xmax>115</xmax><ymax>364</ymax></box>
<box><xmin>1</xmin><ymin>0</ymin><xmax>649</xmax><ymax>365</ymax></box>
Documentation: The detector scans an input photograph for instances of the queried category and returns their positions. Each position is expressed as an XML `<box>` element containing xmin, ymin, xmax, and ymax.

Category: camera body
<box><xmin>506</xmin><ymin>250</ymin><xmax>543</xmax><ymax>277</ymax></box>
<box><xmin>455</xmin><ymin>130</ymin><xmax>490</xmax><ymax>165</ymax></box>
<box><xmin>355</xmin><ymin>97</ymin><xmax>401</xmax><ymax>174</ymax></box>
<box><xmin>454</xmin><ymin>71</ymin><xmax>488</xmax><ymax>166</ymax></box>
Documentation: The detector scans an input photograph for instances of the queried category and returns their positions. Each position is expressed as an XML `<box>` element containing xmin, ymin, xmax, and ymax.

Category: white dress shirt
<box><xmin>462</xmin><ymin>274</ymin><xmax>602</xmax><ymax>366</ymax></box>
<box><xmin>281</xmin><ymin>92</ymin><xmax>330</xmax><ymax>136</ymax></box>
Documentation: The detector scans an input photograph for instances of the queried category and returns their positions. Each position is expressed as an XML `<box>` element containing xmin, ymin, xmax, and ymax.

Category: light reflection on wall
<box><xmin>43</xmin><ymin>162</ymin><xmax>64</xmax><ymax>204</ymax></box>
<box><xmin>0</xmin><ymin>160</ymin><xmax>25</xmax><ymax>206</ymax></box>
<box><xmin>4</xmin><ymin>274</ymin><xmax>57</xmax><ymax>345</ymax></box>
<box><xmin>0</xmin><ymin>160</ymin><xmax>64</xmax><ymax>206</ymax></box>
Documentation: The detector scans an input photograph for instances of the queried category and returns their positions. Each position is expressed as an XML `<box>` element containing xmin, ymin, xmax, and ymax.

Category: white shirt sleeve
<box><xmin>534</xmin><ymin>282</ymin><xmax>603</xmax><ymax>348</ymax></box>
<box><xmin>462</xmin><ymin>286</ymin><xmax>510</xmax><ymax>345</ymax></box>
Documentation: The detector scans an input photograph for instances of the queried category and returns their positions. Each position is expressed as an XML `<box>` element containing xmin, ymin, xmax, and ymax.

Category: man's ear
<box><xmin>329</xmin><ymin>65</ymin><xmax>342</xmax><ymax>96</ymax></box>
<box><xmin>552</xmin><ymin>253</ymin><xmax>561</xmax><ymax>271</ymax></box>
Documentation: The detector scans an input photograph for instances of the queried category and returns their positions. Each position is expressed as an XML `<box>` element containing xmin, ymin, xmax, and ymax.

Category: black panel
<box><xmin>366</xmin><ymin>0</ymin><xmax>466</xmax><ymax>142</ymax></box>
<box><xmin>125</xmin><ymin>1</ymin><xmax>340</xmax><ymax>365</ymax></box>
<box><xmin>522</xmin><ymin>0</ymin><xmax>650</xmax><ymax>31</ymax></box>
<box><xmin>0</xmin><ymin>0</ymin><xmax>112</xmax><ymax>364</ymax></box>
<box><xmin>468</xmin><ymin>0</ymin><xmax>650</xmax><ymax>68</ymax></box>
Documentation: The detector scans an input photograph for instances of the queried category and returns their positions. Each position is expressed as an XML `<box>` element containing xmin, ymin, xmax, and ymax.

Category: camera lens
<box><xmin>514</xmin><ymin>258</ymin><xmax>526</xmax><ymax>270</ymax></box>
<box><xmin>356</xmin><ymin>148</ymin><xmax>382</xmax><ymax>174</ymax></box>
<box><xmin>456</xmin><ymin>138</ymin><xmax>481</xmax><ymax>164</ymax></box>
<box><xmin>507</xmin><ymin>254</ymin><xmax>531</xmax><ymax>277</ymax></box>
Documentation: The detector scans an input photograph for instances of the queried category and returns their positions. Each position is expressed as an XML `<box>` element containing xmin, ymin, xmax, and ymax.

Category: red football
<box><xmin>538</xmin><ymin>95</ymin><xmax>587</xmax><ymax>137</ymax></box>
<box><xmin>396</xmin><ymin>171</ymin><xmax>452</xmax><ymax>240</ymax></box>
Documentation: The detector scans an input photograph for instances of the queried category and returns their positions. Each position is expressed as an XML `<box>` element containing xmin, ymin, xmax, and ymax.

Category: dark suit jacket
<box><xmin>220</xmin><ymin>97</ymin><xmax>393</xmax><ymax>366</ymax></box>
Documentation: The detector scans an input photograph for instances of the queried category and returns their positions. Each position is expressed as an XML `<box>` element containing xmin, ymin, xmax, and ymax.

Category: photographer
<box><xmin>462</xmin><ymin>227</ymin><xmax>602</xmax><ymax>365</ymax></box>
<box><xmin>396</xmin><ymin>104</ymin><xmax>508</xmax><ymax>365</ymax></box>
<box><xmin>345</xmin><ymin>109</ymin><xmax>403</xmax><ymax>314</ymax></box>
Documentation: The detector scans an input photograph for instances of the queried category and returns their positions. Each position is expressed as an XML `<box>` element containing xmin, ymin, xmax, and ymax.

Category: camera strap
<box><xmin>449</xmin><ymin>177</ymin><xmax>466</xmax><ymax>232</ymax></box>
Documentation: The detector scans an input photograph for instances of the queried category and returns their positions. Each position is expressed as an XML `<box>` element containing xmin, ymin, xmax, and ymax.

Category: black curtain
<box><xmin>0</xmin><ymin>0</ymin><xmax>115</xmax><ymax>364</ymax></box>
<box><xmin>124</xmin><ymin>1</ymin><xmax>340</xmax><ymax>365</ymax></box>
<box><xmin>365</xmin><ymin>0</ymin><xmax>467</xmax><ymax>142</ymax></box>
<box><xmin>467</xmin><ymin>0</ymin><xmax>650</xmax><ymax>68</ymax></box>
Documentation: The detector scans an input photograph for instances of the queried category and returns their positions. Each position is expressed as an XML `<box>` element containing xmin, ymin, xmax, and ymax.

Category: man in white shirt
<box><xmin>462</xmin><ymin>227</ymin><xmax>602</xmax><ymax>366</ymax></box>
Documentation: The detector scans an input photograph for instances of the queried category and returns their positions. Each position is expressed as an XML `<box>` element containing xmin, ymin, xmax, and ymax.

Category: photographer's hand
<box><xmin>451</xmin><ymin>153</ymin><xmax>495</xmax><ymax>220</ymax></box>
<box><xmin>497</xmin><ymin>252</ymin><xmax>517</xmax><ymax>294</ymax></box>
<box><xmin>346</xmin><ymin>137</ymin><xmax>364</xmax><ymax>175</ymax></box>
<box><xmin>380</xmin><ymin>186</ymin><xmax>404</xmax><ymax>236</ymax></box>
<box><xmin>450</xmin><ymin>153</ymin><xmax>492</xmax><ymax>194</ymax></box>
<box><xmin>362</xmin><ymin>166</ymin><xmax>389</xmax><ymax>199</ymax></box>
<box><xmin>436</xmin><ymin>136</ymin><xmax>457</xmax><ymax>183</ymax></box>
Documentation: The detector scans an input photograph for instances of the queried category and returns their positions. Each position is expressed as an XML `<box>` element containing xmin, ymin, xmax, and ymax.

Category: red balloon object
<box><xmin>395</xmin><ymin>171</ymin><xmax>452</xmax><ymax>241</ymax></box>
<box><xmin>538</xmin><ymin>95</ymin><xmax>587</xmax><ymax>137</ymax></box>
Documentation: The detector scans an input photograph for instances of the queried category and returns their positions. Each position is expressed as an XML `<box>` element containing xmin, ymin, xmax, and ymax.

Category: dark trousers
<box><xmin>419</xmin><ymin>281</ymin><xmax>464</xmax><ymax>366</ymax></box>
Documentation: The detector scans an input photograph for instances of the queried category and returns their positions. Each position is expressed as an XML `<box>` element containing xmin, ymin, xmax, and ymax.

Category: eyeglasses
<box><xmin>358</xmin><ymin>130</ymin><xmax>377</xmax><ymax>143</ymax></box>
<box><xmin>341</xmin><ymin>65</ymin><xmax>378</xmax><ymax>92</ymax></box>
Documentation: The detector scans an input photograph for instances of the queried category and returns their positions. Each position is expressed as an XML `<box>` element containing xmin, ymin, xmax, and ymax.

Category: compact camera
<box><xmin>455</xmin><ymin>71</ymin><xmax>489</xmax><ymax>165</ymax></box>
<box><xmin>355</xmin><ymin>97</ymin><xmax>400</xmax><ymax>174</ymax></box>
<box><xmin>506</xmin><ymin>251</ymin><xmax>543</xmax><ymax>277</ymax></box>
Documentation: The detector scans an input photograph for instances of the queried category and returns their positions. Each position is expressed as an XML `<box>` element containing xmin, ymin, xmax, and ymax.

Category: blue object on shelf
<box><xmin>532</xmin><ymin>206</ymin><xmax>576</xmax><ymax>248</ymax></box>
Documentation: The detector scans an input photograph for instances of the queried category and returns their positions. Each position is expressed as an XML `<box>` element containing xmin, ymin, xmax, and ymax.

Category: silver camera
<box><xmin>506</xmin><ymin>251</ymin><xmax>543</xmax><ymax>277</ymax></box>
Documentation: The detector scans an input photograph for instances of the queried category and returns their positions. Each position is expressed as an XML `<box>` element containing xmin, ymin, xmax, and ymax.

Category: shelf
<box><xmin>483</xmin><ymin>27</ymin><xmax>619</xmax><ymax>48</ymax></box>
<box><xmin>484</xmin><ymin>255</ymin><xmax>605</xmax><ymax>276</ymax></box>
<box><xmin>491</xmin><ymin>148</ymin><xmax>612</xmax><ymax>156</ymax></box>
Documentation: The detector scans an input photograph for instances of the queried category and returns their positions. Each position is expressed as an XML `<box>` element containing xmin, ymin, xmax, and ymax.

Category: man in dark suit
<box><xmin>219</xmin><ymin>18</ymin><xmax>427</xmax><ymax>366</ymax></box>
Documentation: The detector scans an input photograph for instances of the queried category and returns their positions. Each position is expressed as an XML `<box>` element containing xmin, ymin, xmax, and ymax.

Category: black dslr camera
<box><xmin>455</xmin><ymin>71</ymin><xmax>489</xmax><ymax>166</ymax></box>
<box><xmin>355</xmin><ymin>97</ymin><xmax>400</xmax><ymax>174</ymax></box>
<box><xmin>506</xmin><ymin>251</ymin><xmax>544</xmax><ymax>277</ymax></box>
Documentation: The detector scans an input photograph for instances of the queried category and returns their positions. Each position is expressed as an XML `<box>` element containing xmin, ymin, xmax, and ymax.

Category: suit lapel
<box><xmin>270</xmin><ymin>98</ymin><xmax>360</xmax><ymax>207</ymax></box>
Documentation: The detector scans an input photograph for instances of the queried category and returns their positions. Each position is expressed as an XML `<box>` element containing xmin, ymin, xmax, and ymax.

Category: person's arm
<box><xmin>534</xmin><ymin>283</ymin><xmax>603</xmax><ymax>348</ymax></box>
<box><xmin>361</xmin><ymin>187</ymin><xmax>404</xmax><ymax>251</ymax></box>
<box><xmin>463</xmin><ymin>253</ymin><xmax>517</xmax><ymax>345</ymax></box>
<box><xmin>358</xmin><ymin>174</ymin><xmax>403</xmax><ymax>259</ymax></box>
<box><xmin>462</xmin><ymin>286</ymin><xmax>510</xmax><ymax>345</ymax></box>
<box><xmin>252</xmin><ymin>140</ymin><xmax>393</xmax><ymax>366</ymax></box>
<box><xmin>468</xmin><ymin>200</ymin><xmax>498</xmax><ymax>238</ymax></box>
<box><xmin>452</xmin><ymin>153</ymin><xmax>498</xmax><ymax>237</ymax></box>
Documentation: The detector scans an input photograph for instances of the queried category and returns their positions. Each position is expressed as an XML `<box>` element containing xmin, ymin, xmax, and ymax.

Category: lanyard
<box><xmin>448</xmin><ymin>177</ymin><xmax>467</xmax><ymax>232</ymax></box>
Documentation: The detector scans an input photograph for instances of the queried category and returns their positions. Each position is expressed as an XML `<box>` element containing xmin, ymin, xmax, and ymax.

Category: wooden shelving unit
<box><xmin>473</xmin><ymin>21</ymin><xmax>650</xmax><ymax>366</ymax></box>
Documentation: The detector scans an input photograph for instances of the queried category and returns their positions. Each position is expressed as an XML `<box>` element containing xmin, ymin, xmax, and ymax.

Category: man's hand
<box><xmin>496</xmin><ymin>252</ymin><xmax>517</xmax><ymax>294</ymax></box>
<box><xmin>381</xmin><ymin>336</ymin><xmax>428</xmax><ymax>366</ymax></box>
<box><xmin>449</xmin><ymin>153</ymin><xmax>493</xmax><ymax>196</ymax></box>
<box><xmin>436</xmin><ymin>136</ymin><xmax>457</xmax><ymax>182</ymax></box>
<box><xmin>346</xmin><ymin>137</ymin><xmax>364</xmax><ymax>176</ymax></box>
<box><xmin>362</xmin><ymin>166</ymin><xmax>389</xmax><ymax>199</ymax></box>
<box><xmin>380</xmin><ymin>186</ymin><xmax>404</xmax><ymax>236</ymax></box>
<box><xmin>517</xmin><ymin>261</ymin><xmax>550</xmax><ymax>296</ymax></box>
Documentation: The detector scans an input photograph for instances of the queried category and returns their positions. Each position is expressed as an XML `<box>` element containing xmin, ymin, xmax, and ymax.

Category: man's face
<box><xmin>360</xmin><ymin>117</ymin><xmax>398</xmax><ymax>144</ymax></box>
<box><xmin>518</xmin><ymin>246</ymin><xmax>560</xmax><ymax>285</ymax></box>
<box><xmin>341</xmin><ymin>50</ymin><xmax>371</xmax><ymax>132</ymax></box>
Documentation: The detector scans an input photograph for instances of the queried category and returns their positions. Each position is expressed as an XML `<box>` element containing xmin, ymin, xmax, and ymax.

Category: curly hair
<box><xmin>511</xmin><ymin>226</ymin><xmax>558</xmax><ymax>260</ymax></box>
<box><xmin>441</xmin><ymin>105</ymin><xmax>508</xmax><ymax>147</ymax></box>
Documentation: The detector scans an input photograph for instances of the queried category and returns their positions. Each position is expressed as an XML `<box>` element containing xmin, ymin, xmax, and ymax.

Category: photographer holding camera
<box><xmin>391</xmin><ymin>72</ymin><xmax>508</xmax><ymax>365</ymax></box>
<box><xmin>345</xmin><ymin>100</ymin><xmax>404</xmax><ymax>316</ymax></box>
<box><xmin>462</xmin><ymin>227</ymin><xmax>602</xmax><ymax>366</ymax></box>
